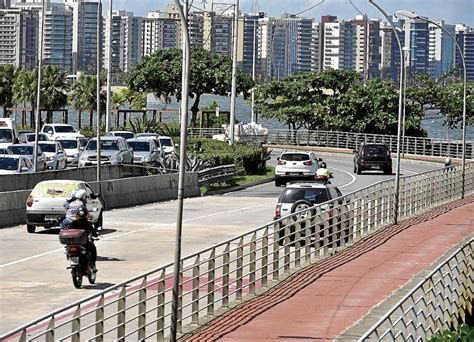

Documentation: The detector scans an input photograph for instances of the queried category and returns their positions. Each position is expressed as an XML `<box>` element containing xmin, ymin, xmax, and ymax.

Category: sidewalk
<box><xmin>181</xmin><ymin>196</ymin><xmax>474</xmax><ymax>341</ymax></box>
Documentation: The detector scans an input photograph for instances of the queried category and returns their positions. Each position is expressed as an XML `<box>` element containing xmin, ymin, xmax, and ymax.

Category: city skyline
<box><xmin>101</xmin><ymin>0</ymin><xmax>474</xmax><ymax>26</ymax></box>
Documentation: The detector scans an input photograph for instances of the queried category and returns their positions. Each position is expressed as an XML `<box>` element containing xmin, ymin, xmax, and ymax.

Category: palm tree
<box><xmin>41</xmin><ymin>66</ymin><xmax>68</xmax><ymax>123</ymax></box>
<box><xmin>112</xmin><ymin>91</ymin><xmax>126</xmax><ymax>128</ymax></box>
<box><xmin>69</xmin><ymin>76</ymin><xmax>87</xmax><ymax>129</ymax></box>
<box><xmin>0</xmin><ymin>65</ymin><xmax>15</xmax><ymax>118</ymax></box>
<box><xmin>13</xmin><ymin>68</ymin><xmax>38</xmax><ymax>127</ymax></box>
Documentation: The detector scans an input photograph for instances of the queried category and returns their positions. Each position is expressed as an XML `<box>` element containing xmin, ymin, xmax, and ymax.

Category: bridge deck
<box><xmin>181</xmin><ymin>196</ymin><xmax>474</xmax><ymax>341</ymax></box>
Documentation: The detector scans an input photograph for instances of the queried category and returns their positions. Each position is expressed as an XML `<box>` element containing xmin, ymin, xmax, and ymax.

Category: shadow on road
<box><xmin>36</xmin><ymin>228</ymin><xmax>60</xmax><ymax>235</ymax></box>
<box><xmin>81</xmin><ymin>282</ymin><xmax>115</xmax><ymax>290</ymax></box>
<box><xmin>97</xmin><ymin>256</ymin><xmax>126</xmax><ymax>262</ymax></box>
<box><xmin>97</xmin><ymin>228</ymin><xmax>116</xmax><ymax>235</ymax></box>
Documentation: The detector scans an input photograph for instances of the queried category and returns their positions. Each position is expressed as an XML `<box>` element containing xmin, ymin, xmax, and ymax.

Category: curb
<box><xmin>201</xmin><ymin>177</ymin><xmax>275</xmax><ymax>196</ymax></box>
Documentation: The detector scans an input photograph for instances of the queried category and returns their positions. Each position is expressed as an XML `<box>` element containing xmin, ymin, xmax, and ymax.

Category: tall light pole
<box><xmin>229</xmin><ymin>0</ymin><xmax>239</xmax><ymax>145</ymax></box>
<box><xmin>105</xmin><ymin>0</ymin><xmax>112</xmax><ymax>132</ymax></box>
<box><xmin>402</xmin><ymin>46</ymin><xmax>410</xmax><ymax>158</ymax></box>
<box><xmin>96</xmin><ymin>0</ymin><xmax>102</xmax><ymax>182</ymax></box>
<box><xmin>171</xmin><ymin>0</ymin><xmax>190</xmax><ymax>340</ymax></box>
<box><xmin>396</xmin><ymin>10</ymin><xmax>468</xmax><ymax>199</ymax></box>
<box><xmin>33</xmin><ymin>0</ymin><xmax>46</xmax><ymax>173</ymax></box>
<box><xmin>250</xmin><ymin>2</ymin><xmax>257</xmax><ymax>123</ymax></box>
<box><xmin>369</xmin><ymin>0</ymin><xmax>404</xmax><ymax>224</ymax></box>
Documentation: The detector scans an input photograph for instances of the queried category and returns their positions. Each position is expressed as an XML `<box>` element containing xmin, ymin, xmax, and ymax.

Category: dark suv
<box><xmin>353</xmin><ymin>143</ymin><xmax>392</xmax><ymax>175</ymax></box>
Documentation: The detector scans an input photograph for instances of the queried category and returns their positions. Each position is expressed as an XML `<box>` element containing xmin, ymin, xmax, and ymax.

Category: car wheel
<box><xmin>275</xmin><ymin>178</ymin><xmax>281</xmax><ymax>187</ymax></box>
<box><xmin>356</xmin><ymin>164</ymin><xmax>362</xmax><ymax>175</ymax></box>
<box><xmin>27</xmin><ymin>224</ymin><xmax>36</xmax><ymax>233</ymax></box>
<box><xmin>353</xmin><ymin>163</ymin><xmax>357</xmax><ymax>173</ymax></box>
<box><xmin>94</xmin><ymin>211</ymin><xmax>103</xmax><ymax>230</ymax></box>
<box><xmin>383</xmin><ymin>167</ymin><xmax>392</xmax><ymax>175</ymax></box>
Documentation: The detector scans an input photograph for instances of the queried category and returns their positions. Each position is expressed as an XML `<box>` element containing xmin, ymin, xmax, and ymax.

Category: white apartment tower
<box><xmin>428</xmin><ymin>21</ymin><xmax>455</xmax><ymax>79</ymax></box>
<box><xmin>141</xmin><ymin>11</ymin><xmax>180</xmax><ymax>57</ymax></box>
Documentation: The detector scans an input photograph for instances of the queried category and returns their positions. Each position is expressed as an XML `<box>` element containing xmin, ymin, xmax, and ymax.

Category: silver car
<box><xmin>127</xmin><ymin>138</ymin><xmax>160</xmax><ymax>165</ymax></box>
<box><xmin>8</xmin><ymin>144</ymin><xmax>47</xmax><ymax>171</ymax></box>
<box><xmin>0</xmin><ymin>155</ymin><xmax>34</xmax><ymax>175</ymax></box>
<box><xmin>38</xmin><ymin>141</ymin><xmax>67</xmax><ymax>170</ymax></box>
<box><xmin>78</xmin><ymin>136</ymin><xmax>133</xmax><ymax>167</ymax></box>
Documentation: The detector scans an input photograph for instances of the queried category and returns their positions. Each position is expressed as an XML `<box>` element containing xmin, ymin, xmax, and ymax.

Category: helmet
<box><xmin>319</xmin><ymin>162</ymin><xmax>327</xmax><ymax>169</ymax></box>
<box><xmin>76</xmin><ymin>206</ymin><xmax>88</xmax><ymax>219</ymax></box>
<box><xmin>74</xmin><ymin>189</ymin><xmax>87</xmax><ymax>201</ymax></box>
<box><xmin>444</xmin><ymin>157</ymin><xmax>451</xmax><ymax>165</ymax></box>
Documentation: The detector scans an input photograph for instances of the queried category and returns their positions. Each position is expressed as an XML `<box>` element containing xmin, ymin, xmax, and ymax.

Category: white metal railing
<box><xmin>188</xmin><ymin>128</ymin><xmax>474</xmax><ymax>159</ymax></box>
<box><xmin>1</xmin><ymin>163</ymin><xmax>473</xmax><ymax>341</ymax></box>
<box><xmin>359</xmin><ymin>239</ymin><xmax>473</xmax><ymax>341</ymax></box>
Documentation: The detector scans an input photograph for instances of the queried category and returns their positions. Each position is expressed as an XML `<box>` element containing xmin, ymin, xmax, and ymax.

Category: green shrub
<box><xmin>186</xmin><ymin>138</ymin><xmax>263</xmax><ymax>175</ymax></box>
<box><xmin>429</xmin><ymin>323</ymin><xmax>474</xmax><ymax>341</ymax></box>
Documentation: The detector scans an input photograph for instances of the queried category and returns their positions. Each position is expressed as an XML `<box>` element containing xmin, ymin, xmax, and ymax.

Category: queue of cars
<box><xmin>0</xmin><ymin>124</ymin><xmax>177</xmax><ymax>174</ymax></box>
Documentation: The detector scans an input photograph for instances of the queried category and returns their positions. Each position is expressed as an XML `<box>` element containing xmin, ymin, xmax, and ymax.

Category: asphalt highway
<box><xmin>0</xmin><ymin>152</ymin><xmax>440</xmax><ymax>334</ymax></box>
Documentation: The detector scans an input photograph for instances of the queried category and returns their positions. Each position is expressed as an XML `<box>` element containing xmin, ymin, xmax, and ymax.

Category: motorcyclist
<box><xmin>316</xmin><ymin>161</ymin><xmax>333</xmax><ymax>179</ymax></box>
<box><xmin>69</xmin><ymin>206</ymin><xmax>98</xmax><ymax>272</ymax></box>
<box><xmin>61</xmin><ymin>189</ymin><xmax>87</xmax><ymax>230</ymax></box>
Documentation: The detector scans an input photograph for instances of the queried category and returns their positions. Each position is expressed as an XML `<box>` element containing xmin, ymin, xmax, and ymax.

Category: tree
<box><xmin>69</xmin><ymin>75</ymin><xmax>99</xmax><ymax>129</ymax></box>
<box><xmin>127</xmin><ymin>46</ymin><xmax>254</xmax><ymax>126</ymax></box>
<box><xmin>41</xmin><ymin>66</ymin><xmax>68</xmax><ymax>123</ymax></box>
<box><xmin>437</xmin><ymin>82</ymin><xmax>474</xmax><ymax>129</ymax></box>
<box><xmin>13</xmin><ymin>68</ymin><xmax>38</xmax><ymax>127</ymax></box>
<box><xmin>0</xmin><ymin>65</ymin><xmax>15</xmax><ymax>118</ymax></box>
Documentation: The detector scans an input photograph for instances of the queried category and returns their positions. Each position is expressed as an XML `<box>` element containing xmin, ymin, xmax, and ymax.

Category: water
<box><xmin>3</xmin><ymin>95</ymin><xmax>473</xmax><ymax>141</ymax></box>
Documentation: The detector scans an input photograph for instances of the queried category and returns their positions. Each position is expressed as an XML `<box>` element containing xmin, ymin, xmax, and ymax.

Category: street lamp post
<box><xmin>171</xmin><ymin>0</ymin><xmax>190</xmax><ymax>340</ymax></box>
<box><xmin>229</xmin><ymin>0</ymin><xmax>239</xmax><ymax>145</ymax></box>
<box><xmin>96</xmin><ymin>0</ymin><xmax>101</xmax><ymax>182</ymax></box>
<box><xmin>369</xmin><ymin>0</ymin><xmax>405</xmax><ymax>224</ymax></box>
<box><xmin>105</xmin><ymin>0</ymin><xmax>113</xmax><ymax>132</ymax></box>
<box><xmin>402</xmin><ymin>46</ymin><xmax>410</xmax><ymax>158</ymax></box>
<box><xmin>33</xmin><ymin>0</ymin><xmax>46</xmax><ymax>173</ymax></box>
<box><xmin>396</xmin><ymin>10</ymin><xmax>468</xmax><ymax>199</ymax></box>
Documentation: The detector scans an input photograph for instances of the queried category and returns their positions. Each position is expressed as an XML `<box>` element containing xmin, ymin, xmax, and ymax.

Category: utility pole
<box><xmin>105</xmin><ymin>0</ymin><xmax>112</xmax><ymax>132</ymax></box>
<box><xmin>33</xmin><ymin>0</ymin><xmax>46</xmax><ymax>173</ymax></box>
<box><xmin>250</xmin><ymin>0</ymin><xmax>257</xmax><ymax>123</ymax></box>
<box><xmin>229</xmin><ymin>0</ymin><xmax>239</xmax><ymax>145</ymax></box>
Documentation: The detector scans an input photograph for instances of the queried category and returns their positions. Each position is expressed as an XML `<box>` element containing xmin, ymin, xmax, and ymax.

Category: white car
<box><xmin>41</xmin><ymin>124</ymin><xmax>84</xmax><ymax>141</ymax></box>
<box><xmin>8</xmin><ymin>144</ymin><xmax>47</xmax><ymax>171</ymax></box>
<box><xmin>38</xmin><ymin>141</ymin><xmax>68</xmax><ymax>170</ymax></box>
<box><xmin>107</xmin><ymin>130</ymin><xmax>135</xmax><ymax>140</ymax></box>
<box><xmin>274</xmin><ymin>150</ymin><xmax>322</xmax><ymax>186</ymax></box>
<box><xmin>158</xmin><ymin>136</ymin><xmax>176</xmax><ymax>155</ymax></box>
<box><xmin>25</xmin><ymin>180</ymin><xmax>105</xmax><ymax>233</ymax></box>
<box><xmin>0</xmin><ymin>155</ymin><xmax>34</xmax><ymax>175</ymax></box>
<box><xmin>274</xmin><ymin>180</ymin><xmax>344</xmax><ymax>246</ymax></box>
<box><xmin>56</xmin><ymin>138</ymin><xmax>88</xmax><ymax>166</ymax></box>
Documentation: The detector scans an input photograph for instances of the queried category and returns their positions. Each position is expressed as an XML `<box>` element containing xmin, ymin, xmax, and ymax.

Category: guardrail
<box><xmin>188</xmin><ymin>128</ymin><xmax>474</xmax><ymax>159</ymax></box>
<box><xmin>359</xmin><ymin>239</ymin><xmax>473</xmax><ymax>341</ymax></box>
<box><xmin>2</xmin><ymin>163</ymin><xmax>473</xmax><ymax>341</ymax></box>
<box><xmin>197</xmin><ymin>164</ymin><xmax>236</xmax><ymax>185</ymax></box>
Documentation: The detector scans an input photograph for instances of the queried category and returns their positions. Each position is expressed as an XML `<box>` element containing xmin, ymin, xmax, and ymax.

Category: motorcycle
<box><xmin>59</xmin><ymin>229</ymin><xmax>97</xmax><ymax>288</ymax></box>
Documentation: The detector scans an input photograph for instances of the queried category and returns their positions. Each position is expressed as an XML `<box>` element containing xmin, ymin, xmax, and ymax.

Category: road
<box><xmin>0</xmin><ymin>152</ymin><xmax>439</xmax><ymax>334</ymax></box>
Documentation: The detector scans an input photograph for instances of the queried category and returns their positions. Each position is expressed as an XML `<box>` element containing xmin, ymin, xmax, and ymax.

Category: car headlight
<box><xmin>46</xmin><ymin>156</ymin><xmax>54</xmax><ymax>161</ymax></box>
<box><xmin>73</xmin><ymin>153</ymin><xmax>79</xmax><ymax>158</ymax></box>
<box><xmin>143</xmin><ymin>157</ymin><xmax>150</xmax><ymax>162</ymax></box>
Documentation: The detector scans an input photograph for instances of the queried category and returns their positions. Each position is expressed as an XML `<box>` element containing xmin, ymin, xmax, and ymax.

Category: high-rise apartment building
<box><xmin>237</xmin><ymin>13</ymin><xmax>260</xmax><ymax>76</ymax></box>
<box><xmin>428</xmin><ymin>21</ymin><xmax>455</xmax><ymax>79</ymax></box>
<box><xmin>64</xmin><ymin>0</ymin><xmax>101</xmax><ymax>74</ymax></box>
<box><xmin>311</xmin><ymin>22</ymin><xmax>321</xmax><ymax>72</ymax></box>
<box><xmin>267</xmin><ymin>14</ymin><xmax>313</xmax><ymax>79</ymax></box>
<box><xmin>456</xmin><ymin>25</ymin><xmax>474</xmax><ymax>81</ymax></box>
<box><xmin>203</xmin><ymin>11</ymin><xmax>233</xmax><ymax>57</ymax></box>
<box><xmin>350</xmin><ymin>16</ymin><xmax>381</xmax><ymax>80</ymax></box>
<box><xmin>103</xmin><ymin>10</ymin><xmax>141</xmax><ymax>73</ymax></box>
<box><xmin>0</xmin><ymin>0</ymin><xmax>11</xmax><ymax>9</ymax></box>
<box><xmin>141</xmin><ymin>10</ymin><xmax>180</xmax><ymax>57</ymax></box>
<box><xmin>380</xmin><ymin>16</ymin><xmax>405</xmax><ymax>82</ymax></box>
<box><xmin>404</xmin><ymin>18</ymin><xmax>429</xmax><ymax>75</ymax></box>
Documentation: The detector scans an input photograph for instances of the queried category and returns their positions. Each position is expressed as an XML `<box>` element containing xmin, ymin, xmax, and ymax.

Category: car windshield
<box><xmin>159</xmin><ymin>138</ymin><xmax>173</xmax><ymax>147</ymax></box>
<box><xmin>0</xmin><ymin>157</ymin><xmax>18</xmax><ymax>170</ymax></box>
<box><xmin>38</xmin><ymin>143</ymin><xmax>56</xmax><ymax>153</ymax></box>
<box><xmin>9</xmin><ymin>145</ymin><xmax>33</xmax><ymax>155</ymax></box>
<box><xmin>86</xmin><ymin>140</ymin><xmax>119</xmax><ymax>151</ymax></box>
<box><xmin>57</xmin><ymin>140</ymin><xmax>77</xmax><ymax>149</ymax></box>
<box><xmin>0</xmin><ymin>130</ymin><xmax>13</xmax><ymax>143</ymax></box>
<box><xmin>128</xmin><ymin>141</ymin><xmax>149</xmax><ymax>152</ymax></box>
<box><xmin>26</xmin><ymin>134</ymin><xmax>48</xmax><ymax>142</ymax></box>
<box><xmin>281</xmin><ymin>188</ymin><xmax>330</xmax><ymax>204</ymax></box>
<box><xmin>55</xmin><ymin>126</ymin><xmax>76</xmax><ymax>133</ymax></box>
<box><xmin>114</xmin><ymin>132</ymin><xmax>134</xmax><ymax>140</ymax></box>
<box><xmin>281</xmin><ymin>153</ymin><xmax>310</xmax><ymax>161</ymax></box>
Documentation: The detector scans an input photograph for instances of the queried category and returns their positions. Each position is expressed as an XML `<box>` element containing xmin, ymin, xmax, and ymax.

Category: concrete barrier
<box><xmin>0</xmin><ymin>165</ymin><xmax>145</xmax><ymax>192</ymax></box>
<box><xmin>0</xmin><ymin>172</ymin><xmax>200</xmax><ymax>228</ymax></box>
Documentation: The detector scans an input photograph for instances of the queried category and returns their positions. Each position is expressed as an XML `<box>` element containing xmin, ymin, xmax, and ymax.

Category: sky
<box><xmin>101</xmin><ymin>0</ymin><xmax>474</xmax><ymax>27</ymax></box>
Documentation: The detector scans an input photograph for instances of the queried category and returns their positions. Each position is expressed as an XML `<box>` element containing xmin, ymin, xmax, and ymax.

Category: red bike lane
<box><xmin>182</xmin><ymin>196</ymin><xmax>474</xmax><ymax>341</ymax></box>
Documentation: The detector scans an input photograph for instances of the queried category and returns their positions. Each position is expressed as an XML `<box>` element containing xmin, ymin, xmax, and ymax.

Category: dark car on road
<box><xmin>353</xmin><ymin>143</ymin><xmax>392</xmax><ymax>175</ymax></box>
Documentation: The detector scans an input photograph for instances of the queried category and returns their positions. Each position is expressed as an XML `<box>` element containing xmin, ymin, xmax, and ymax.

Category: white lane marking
<box><xmin>332</xmin><ymin>166</ymin><xmax>357</xmax><ymax>189</ymax></box>
<box><xmin>0</xmin><ymin>202</ymin><xmax>273</xmax><ymax>268</ymax></box>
